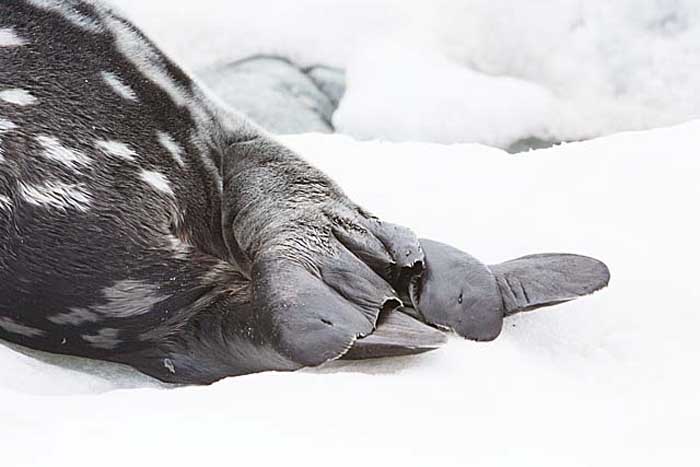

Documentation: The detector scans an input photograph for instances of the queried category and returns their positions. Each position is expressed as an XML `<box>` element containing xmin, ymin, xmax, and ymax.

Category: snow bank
<box><xmin>110</xmin><ymin>0</ymin><xmax>700</xmax><ymax>148</ymax></box>
<box><xmin>3</xmin><ymin>121</ymin><xmax>698</xmax><ymax>466</ymax></box>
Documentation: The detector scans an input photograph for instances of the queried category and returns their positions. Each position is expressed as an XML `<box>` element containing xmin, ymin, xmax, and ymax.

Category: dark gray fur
<box><xmin>0</xmin><ymin>0</ymin><xmax>438</xmax><ymax>384</ymax></box>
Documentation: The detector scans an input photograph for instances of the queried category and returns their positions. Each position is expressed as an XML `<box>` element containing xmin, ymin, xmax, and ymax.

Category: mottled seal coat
<box><xmin>0</xmin><ymin>0</ymin><xmax>443</xmax><ymax>384</ymax></box>
<box><xmin>0</xmin><ymin>0</ymin><xmax>609</xmax><ymax>385</ymax></box>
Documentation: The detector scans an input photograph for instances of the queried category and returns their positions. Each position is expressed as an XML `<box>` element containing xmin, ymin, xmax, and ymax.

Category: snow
<box><xmin>3</xmin><ymin>120</ymin><xmax>699</xmax><ymax>466</ymax></box>
<box><xmin>4</xmin><ymin>1</ymin><xmax>699</xmax><ymax>465</ymax></box>
<box><xmin>109</xmin><ymin>0</ymin><xmax>700</xmax><ymax>148</ymax></box>
<box><xmin>333</xmin><ymin>42</ymin><xmax>557</xmax><ymax>149</ymax></box>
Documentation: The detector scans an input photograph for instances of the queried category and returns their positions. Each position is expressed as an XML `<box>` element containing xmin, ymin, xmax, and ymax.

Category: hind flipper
<box><xmin>490</xmin><ymin>253</ymin><xmax>611</xmax><ymax>315</ymax></box>
<box><xmin>119</xmin><ymin>242</ymin><xmax>423</xmax><ymax>385</ymax></box>
<box><xmin>342</xmin><ymin>309</ymin><xmax>447</xmax><ymax>360</ymax></box>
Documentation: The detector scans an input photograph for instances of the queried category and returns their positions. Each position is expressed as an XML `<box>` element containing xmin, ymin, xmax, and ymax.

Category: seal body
<box><xmin>0</xmin><ymin>0</ymin><xmax>441</xmax><ymax>384</ymax></box>
<box><xmin>0</xmin><ymin>0</ymin><xmax>253</xmax><ymax>376</ymax></box>
<box><xmin>0</xmin><ymin>1</ymin><xmax>610</xmax><ymax>385</ymax></box>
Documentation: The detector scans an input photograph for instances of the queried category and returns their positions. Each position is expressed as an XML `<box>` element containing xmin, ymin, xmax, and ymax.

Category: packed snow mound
<box><xmin>111</xmin><ymin>0</ymin><xmax>700</xmax><ymax>148</ymax></box>
<box><xmin>2</xmin><ymin>121</ymin><xmax>698</xmax><ymax>466</ymax></box>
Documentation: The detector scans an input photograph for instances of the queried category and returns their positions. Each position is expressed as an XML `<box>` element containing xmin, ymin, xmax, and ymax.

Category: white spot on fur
<box><xmin>0</xmin><ymin>118</ymin><xmax>17</xmax><ymax>132</ymax></box>
<box><xmin>140</xmin><ymin>170</ymin><xmax>174</xmax><ymax>196</ymax></box>
<box><xmin>0</xmin><ymin>118</ymin><xmax>18</xmax><ymax>163</ymax></box>
<box><xmin>26</xmin><ymin>0</ymin><xmax>104</xmax><ymax>33</ymax></box>
<box><xmin>99</xmin><ymin>13</ymin><xmax>188</xmax><ymax>107</ymax></box>
<box><xmin>100</xmin><ymin>71</ymin><xmax>139</xmax><ymax>102</ymax></box>
<box><xmin>200</xmin><ymin>261</ymin><xmax>249</xmax><ymax>290</ymax></box>
<box><xmin>92</xmin><ymin>280</ymin><xmax>168</xmax><ymax>318</ymax></box>
<box><xmin>166</xmin><ymin>234</ymin><xmax>192</xmax><ymax>260</ymax></box>
<box><xmin>0</xmin><ymin>195</ymin><xmax>12</xmax><ymax>212</ymax></box>
<box><xmin>0</xmin><ymin>88</ymin><xmax>37</xmax><ymax>106</ymax></box>
<box><xmin>96</xmin><ymin>8</ymin><xmax>224</xmax><ymax>188</ymax></box>
<box><xmin>95</xmin><ymin>139</ymin><xmax>137</xmax><ymax>162</ymax></box>
<box><xmin>37</xmin><ymin>135</ymin><xmax>91</xmax><ymax>170</ymax></box>
<box><xmin>81</xmin><ymin>328</ymin><xmax>121</xmax><ymax>349</ymax></box>
<box><xmin>157</xmin><ymin>131</ymin><xmax>185</xmax><ymax>167</ymax></box>
<box><xmin>163</xmin><ymin>358</ymin><xmax>175</xmax><ymax>374</ymax></box>
<box><xmin>19</xmin><ymin>181</ymin><xmax>92</xmax><ymax>212</ymax></box>
<box><xmin>0</xmin><ymin>317</ymin><xmax>45</xmax><ymax>337</ymax></box>
<box><xmin>47</xmin><ymin>308</ymin><xmax>100</xmax><ymax>326</ymax></box>
<box><xmin>0</xmin><ymin>28</ymin><xmax>27</xmax><ymax>47</ymax></box>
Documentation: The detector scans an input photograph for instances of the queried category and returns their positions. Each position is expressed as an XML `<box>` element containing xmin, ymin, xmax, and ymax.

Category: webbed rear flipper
<box><xmin>342</xmin><ymin>308</ymin><xmax>447</xmax><ymax>360</ymax></box>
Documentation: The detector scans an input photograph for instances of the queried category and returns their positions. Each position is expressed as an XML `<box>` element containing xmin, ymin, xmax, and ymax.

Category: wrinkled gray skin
<box><xmin>409</xmin><ymin>240</ymin><xmax>611</xmax><ymax>341</ymax></box>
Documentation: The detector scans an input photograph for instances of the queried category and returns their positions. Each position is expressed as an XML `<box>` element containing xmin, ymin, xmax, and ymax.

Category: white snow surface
<box><xmin>110</xmin><ymin>0</ymin><xmax>700</xmax><ymax>148</ymax></box>
<box><xmin>2</xmin><ymin>121</ymin><xmax>699</xmax><ymax>466</ymax></box>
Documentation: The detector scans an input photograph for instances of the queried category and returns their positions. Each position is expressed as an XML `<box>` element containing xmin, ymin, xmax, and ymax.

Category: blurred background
<box><xmin>112</xmin><ymin>0</ymin><xmax>700</xmax><ymax>152</ymax></box>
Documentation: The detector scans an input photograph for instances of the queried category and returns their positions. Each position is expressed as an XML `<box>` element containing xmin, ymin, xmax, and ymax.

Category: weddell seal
<box><xmin>0</xmin><ymin>0</ymin><xmax>610</xmax><ymax>385</ymax></box>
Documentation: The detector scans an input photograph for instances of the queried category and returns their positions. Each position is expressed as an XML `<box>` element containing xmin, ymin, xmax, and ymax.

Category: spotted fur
<box><xmin>0</xmin><ymin>0</ymin><xmax>246</xmax><ymax>369</ymax></box>
<box><xmin>0</xmin><ymin>0</ymin><xmax>438</xmax><ymax>384</ymax></box>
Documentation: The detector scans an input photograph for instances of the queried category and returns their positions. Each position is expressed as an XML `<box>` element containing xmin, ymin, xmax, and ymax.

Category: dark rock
<box><xmin>506</xmin><ymin>136</ymin><xmax>565</xmax><ymax>154</ymax></box>
<box><xmin>198</xmin><ymin>56</ymin><xmax>346</xmax><ymax>134</ymax></box>
<box><xmin>305</xmin><ymin>65</ymin><xmax>347</xmax><ymax>108</ymax></box>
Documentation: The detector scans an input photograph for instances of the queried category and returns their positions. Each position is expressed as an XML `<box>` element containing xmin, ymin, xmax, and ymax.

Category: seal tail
<box><xmin>341</xmin><ymin>308</ymin><xmax>447</xmax><ymax>360</ymax></box>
